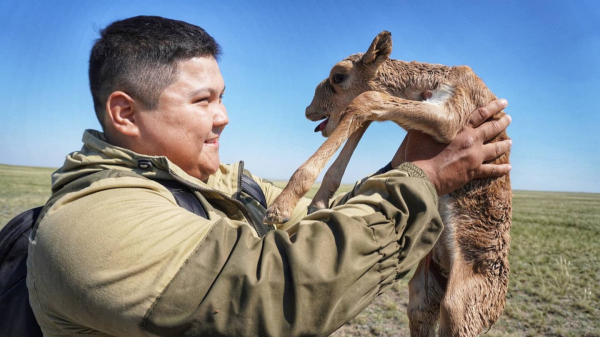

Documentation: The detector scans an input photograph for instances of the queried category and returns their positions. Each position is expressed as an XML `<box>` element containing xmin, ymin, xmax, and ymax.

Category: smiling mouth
<box><xmin>205</xmin><ymin>137</ymin><xmax>219</xmax><ymax>144</ymax></box>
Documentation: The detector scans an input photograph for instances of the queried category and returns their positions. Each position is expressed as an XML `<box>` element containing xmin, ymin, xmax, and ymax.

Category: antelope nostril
<box><xmin>305</xmin><ymin>107</ymin><xmax>319</xmax><ymax>119</ymax></box>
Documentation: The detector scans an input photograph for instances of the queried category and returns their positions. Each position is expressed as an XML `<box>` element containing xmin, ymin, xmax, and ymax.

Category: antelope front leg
<box><xmin>308</xmin><ymin>122</ymin><xmax>371</xmax><ymax>214</ymax></box>
<box><xmin>356</xmin><ymin>90</ymin><xmax>467</xmax><ymax>143</ymax></box>
<box><xmin>265</xmin><ymin>114</ymin><xmax>368</xmax><ymax>225</ymax></box>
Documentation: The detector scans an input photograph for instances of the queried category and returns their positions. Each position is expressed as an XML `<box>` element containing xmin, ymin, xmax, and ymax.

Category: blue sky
<box><xmin>1</xmin><ymin>0</ymin><xmax>599</xmax><ymax>193</ymax></box>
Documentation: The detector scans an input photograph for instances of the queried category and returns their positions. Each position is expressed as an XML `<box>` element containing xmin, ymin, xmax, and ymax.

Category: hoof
<box><xmin>264</xmin><ymin>208</ymin><xmax>291</xmax><ymax>225</ymax></box>
<box><xmin>263</xmin><ymin>215</ymin><xmax>290</xmax><ymax>225</ymax></box>
<box><xmin>307</xmin><ymin>205</ymin><xmax>321</xmax><ymax>215</ymax></box>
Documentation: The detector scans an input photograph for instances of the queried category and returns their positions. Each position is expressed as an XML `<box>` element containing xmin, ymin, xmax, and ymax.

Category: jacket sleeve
<box><xmin>29</xmin><ymin>163</ymin><xmax>442</xmax><ymax>337</ymax></box>
<box><xmin>142</xmin><ymin>162</ymin><xmax>442</xmax><ymax>336</ymax></box>
<box><xmin>330</xmin><ymin>161</ymin><xmax>439</xmax><ymax>208</ymax></box>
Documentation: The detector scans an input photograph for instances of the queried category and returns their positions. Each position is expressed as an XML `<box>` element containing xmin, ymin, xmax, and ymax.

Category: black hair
<box><xmin>89</xmin><ymin>15</ymin><xmax>221</xmax><ymax>129</ymax></box>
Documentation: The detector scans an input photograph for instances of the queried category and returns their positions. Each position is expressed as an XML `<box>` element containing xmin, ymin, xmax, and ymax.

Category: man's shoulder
<box><xmin>27</xmin><ymin>173</ymin><xmax>214</xmax><ymax>337</ymax></box>
<box><xmin>207</xmin><ymin>162</ymin><xmax>243</xmax><ymax>195</ymax></box>
<box><xmin>35</xmin><ymin>171</ymin><xmax>180</xmax><ymax>247</ymax></box>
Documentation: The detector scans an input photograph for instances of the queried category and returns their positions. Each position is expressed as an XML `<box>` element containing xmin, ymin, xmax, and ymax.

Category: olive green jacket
<box><xmin>27</xmin><ymin>130</ymin><xmax>443</xmax><ymax>337</ymax></box>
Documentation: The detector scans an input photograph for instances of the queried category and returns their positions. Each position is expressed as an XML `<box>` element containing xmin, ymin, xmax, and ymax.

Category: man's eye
<box><xmin>332</xmin><ymin>74</ymin><xmax>346</xmax><ymax>85</ymax></box>
<box><xmin>194</xmin><ymin>97</ymin><xmax>209</xmax><ymax>104</ymax></box>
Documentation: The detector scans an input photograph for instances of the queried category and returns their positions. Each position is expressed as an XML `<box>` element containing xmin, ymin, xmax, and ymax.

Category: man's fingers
<box><xmin>474</xmin><ymin>163</ymin><xmax>512</xmax><ymax>179</ymax></box>
<box><xmin>468</xmin><ymin>99</ymin><xmax>508</xmax><ymax>127</ymax></box>
<box><xmin>477</xmin><ymin>114</ymin><xmax>512</xmax><ymax>141</ymax></box>
<box><xmin>482</xmin><ymin>139</ymin><xmax>512</xmax><ymax>161</ymax></box>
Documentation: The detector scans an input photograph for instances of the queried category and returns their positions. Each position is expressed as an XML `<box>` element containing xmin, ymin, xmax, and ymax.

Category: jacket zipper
<box><xmin>168</xmin><ymin>168</ymin><xmax>265</xmax><ymax>237</ymax></box>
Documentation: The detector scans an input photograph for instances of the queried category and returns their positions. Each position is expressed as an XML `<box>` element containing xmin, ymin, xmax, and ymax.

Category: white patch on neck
<box><xmin>425</xmin><ymin>84</ymin><xmax>455</xmax><ymax>106</ymax></box>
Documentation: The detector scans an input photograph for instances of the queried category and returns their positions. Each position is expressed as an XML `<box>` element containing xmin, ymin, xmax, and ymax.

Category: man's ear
<box><xmin>105</xmin><ymin>91</ymin><xmax>140</xmax><ymax>137</ymax></box>
<box><xmin>361</xmin><ymin>31</ymin><xmax>392</xmax><ymax>67</ymax></box>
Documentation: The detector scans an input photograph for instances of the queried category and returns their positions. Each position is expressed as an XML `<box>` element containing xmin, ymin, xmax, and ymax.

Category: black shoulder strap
<box><xmin>151</xmin><ymin>179</ymin><xmax>208</xmax><ymax>219</ymax></box>
<box><xmin>156</xmin><ymin>175</ymin><xmax>268</xmax><ymax>222</ymax></box>
<box><xmin>241</xmin><ymin>174</ymin><xmax>268</xmax><ymax>209</ymax></box>
<box><xmin>0</xmin><ymin>207</ymin><xmax>44</xmax><ymax>337</ymax></box>
<box><xmin>0</xmin><ymin>207</ymin><xmax>43</xmax><ymax>263</ymax></box>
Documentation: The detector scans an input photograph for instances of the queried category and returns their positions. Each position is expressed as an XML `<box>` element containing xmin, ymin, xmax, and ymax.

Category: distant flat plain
<box><xmin>2</xmin><ymin>163</ymin><xmax>599</xmax><ymax>336</ymax></box>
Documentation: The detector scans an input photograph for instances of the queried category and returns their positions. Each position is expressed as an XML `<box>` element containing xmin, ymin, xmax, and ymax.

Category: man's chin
<box><xmin>198</xmin><ymin>159</ymin><xmax>221</xmax><ymax>181</ymax></box>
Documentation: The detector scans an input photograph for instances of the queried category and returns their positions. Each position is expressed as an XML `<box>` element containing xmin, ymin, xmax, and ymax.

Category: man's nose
<box><xmin>214</xmin><ymin>104</ymin><xmax>229</xmax><ymax>127</ymax></box>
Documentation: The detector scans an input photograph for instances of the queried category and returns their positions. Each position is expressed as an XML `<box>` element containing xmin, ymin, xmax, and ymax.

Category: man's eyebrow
<box><xmin>189</xmin><ymin>86</ymin><xmax>226</xmax><ymax>98</ymax></box>
<box><xmin>189</xmin><ymin>88</ymin><xmax>210</xmax><ymax>98</ymax></box>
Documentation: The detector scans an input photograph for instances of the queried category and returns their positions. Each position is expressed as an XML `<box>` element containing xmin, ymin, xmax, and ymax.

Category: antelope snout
<box><xmin>305</xmin><ymin>105</ymin><xmax>320</xmax><ymax>121</ymax></box>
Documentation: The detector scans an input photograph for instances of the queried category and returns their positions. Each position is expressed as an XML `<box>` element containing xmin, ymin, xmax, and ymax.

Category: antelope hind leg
<box><xmin>438</xmin><ymin>261</ymin><xmax>481</xmax><ymax>337</ymax></box>
<box><xmin>439</xmin><ymin>259</ymin><xmax>507</xmax><ymax>337</ymax></box>
<box><xmin>408</xmin><ymin>253</ymin><xmax>447</xmax><ymax>337</ymax></box>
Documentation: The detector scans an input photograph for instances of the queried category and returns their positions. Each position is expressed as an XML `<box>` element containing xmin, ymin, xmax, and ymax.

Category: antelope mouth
<box><xmin>314</xmin><ymin>117</ymin><xmax>330</xmax><ymax>133</ymax></box>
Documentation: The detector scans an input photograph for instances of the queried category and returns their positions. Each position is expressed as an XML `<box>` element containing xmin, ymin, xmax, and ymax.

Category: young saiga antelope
<box><xmin>265</xmin><ymin>31</ymin><xmax>512</xmax><ymax>336</ymax></box>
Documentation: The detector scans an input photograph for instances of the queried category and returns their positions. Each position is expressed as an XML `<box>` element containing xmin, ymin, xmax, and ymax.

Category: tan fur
<box><xmin>265</xmin><ymin>31</ymin><xmax>511</xmax><ymax>336</ymax></box>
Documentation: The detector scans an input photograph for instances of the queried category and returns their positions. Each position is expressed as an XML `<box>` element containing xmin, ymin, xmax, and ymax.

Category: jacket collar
<box><xmin>52</xmin><ymin>129</ymin><xmax>242</xmax><ymax>196</ymax></box>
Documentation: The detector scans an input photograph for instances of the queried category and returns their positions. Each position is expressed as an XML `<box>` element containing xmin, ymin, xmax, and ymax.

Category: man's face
<box><xmin>136</xmin><ymin>56</ymin><xmax>228</xmax><ymax>181</ymax></box>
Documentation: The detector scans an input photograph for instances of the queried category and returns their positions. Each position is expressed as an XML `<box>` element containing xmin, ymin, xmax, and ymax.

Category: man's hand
<box><xmin>391</xmin><ymin>99</ymin><xmax>512</xmax><ymax>196</ymax></box>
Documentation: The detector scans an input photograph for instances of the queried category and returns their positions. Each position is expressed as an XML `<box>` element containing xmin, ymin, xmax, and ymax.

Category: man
<box><xmin>27</xmin><ymin>16</ymin><xmax>511</xmax><ymax>336</ymax></box>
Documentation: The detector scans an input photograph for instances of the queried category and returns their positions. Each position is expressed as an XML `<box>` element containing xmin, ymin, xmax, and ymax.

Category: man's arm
<box><xmin>30</xmin><ymin>169</ymin><xmax>441</xmax><ymax>337</ymax></box>
<box><xmin>144</xmin><ymin>169</ymin><xmax>441</xmax><ymax>336</ymax></box>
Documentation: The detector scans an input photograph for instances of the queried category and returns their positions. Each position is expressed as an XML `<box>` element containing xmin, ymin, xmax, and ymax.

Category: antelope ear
<box><xmin>362</xmin><ymin>31</ymin><xmax>392</xmax><ymax>66</ymax></box>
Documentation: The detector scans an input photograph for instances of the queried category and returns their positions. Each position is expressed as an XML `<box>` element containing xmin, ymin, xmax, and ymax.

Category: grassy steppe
<box><xmin>2</xmin><ymin>164</ymin><xmax>599</xmax><ymax>336</ymax></box>
<box><xmin>0</xmin><ymin>164</ymin><xmax>55</xmax><ymax>228</ymax></box>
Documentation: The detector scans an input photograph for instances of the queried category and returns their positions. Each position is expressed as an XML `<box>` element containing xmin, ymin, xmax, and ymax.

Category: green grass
<box><xmin>491</xmin><ymin>191</ymin><xmax>600</xmax><ymax>337</ymax></box>
<box><xmin>3</xmin><ymin>164</ymin><xmax>600</xmax><ymax>336</ymax></box>
<box><xmin>0</xmin><ymin>164</ymin><xmax>55</xmax><ymax>229</ymax></box>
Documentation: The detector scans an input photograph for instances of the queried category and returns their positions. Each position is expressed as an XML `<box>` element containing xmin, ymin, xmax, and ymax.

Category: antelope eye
<box><xmin>332</xmin><ymin>74</ymin><xmax>346</xmax><ymax>84</ymax></box>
